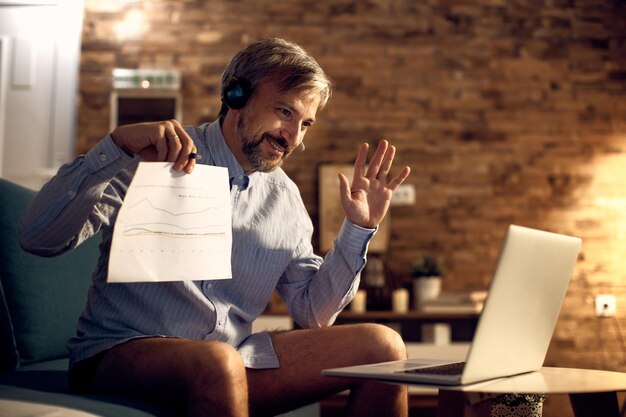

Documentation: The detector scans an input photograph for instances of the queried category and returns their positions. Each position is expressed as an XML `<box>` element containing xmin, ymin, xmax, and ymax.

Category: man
<box><xmin>20</xmin><ymin>38</ymin><xmax>411</xmax><ymax>416</ymax></box>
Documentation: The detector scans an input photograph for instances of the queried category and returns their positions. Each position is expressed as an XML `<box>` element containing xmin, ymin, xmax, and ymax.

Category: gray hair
<box><xmin>219</xmin><ymin>38</ymin><xmax>332</xmax><ymax>117</ymax></box>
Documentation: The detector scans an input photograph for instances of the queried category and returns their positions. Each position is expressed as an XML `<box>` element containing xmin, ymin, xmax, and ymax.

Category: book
<box><xmin>419</xmin><ymin>290</ymin><xmax>487</xmax><ymax>314</ymax></box>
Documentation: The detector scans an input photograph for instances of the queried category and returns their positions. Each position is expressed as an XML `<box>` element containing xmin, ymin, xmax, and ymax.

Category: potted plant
<box><xmin>411</xmin><ymin>256</ymin><xmax>444</xmax><ymax>309</ymax></box>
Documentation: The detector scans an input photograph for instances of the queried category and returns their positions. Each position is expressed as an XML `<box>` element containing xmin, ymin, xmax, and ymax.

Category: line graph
<box><xmin>120</xmin><ymin>197</ymin><xmax>228</xmax><ymax>240</ymax></box>
<box><xmin>122</xmin><ymin>229</ymin><xmax>226</xmax><ymax>239</ymax></box>
<box><xmin>124</xmin><ymin>196</ymin><xmax>228</xmax><ymax>217</ymax></box>
<box><xmin>122</xmin><ymin>221</ymin><xmax>227</xmax><ymax>239</ymax></box>
<box><xmin>108</xmin><ymin>162</ymin><xmax>232</xmax><ymax>283</ymax></box>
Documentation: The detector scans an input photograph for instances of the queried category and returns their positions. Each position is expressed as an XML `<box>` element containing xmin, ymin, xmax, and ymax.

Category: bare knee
<box><xmin>141</xmin><ymin>341</ymin><xmax>245</xmax><ymax>417</ymax></box>
<box><xmin>351</xmin><ymin>323</ymin><xmax>407</xmax><ymax>363</ymax></box>
<box><xmin>183</xmin><ymin>341</ymin><xmax>246</xmax><ymax>388</ymax></box>
<box><xmin>175</xmin><ymin>341</ymin><xmax>248</xmax><ymax>416</ymax></box>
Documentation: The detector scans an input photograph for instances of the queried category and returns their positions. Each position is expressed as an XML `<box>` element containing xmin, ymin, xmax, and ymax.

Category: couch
<box><xmin>0</xmin><ymin>178</ymin><xmax>317</xmax><ymax>417</ymax></box>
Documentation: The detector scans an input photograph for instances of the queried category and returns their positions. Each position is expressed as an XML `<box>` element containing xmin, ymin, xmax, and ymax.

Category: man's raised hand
<box><xmin>338</xmin><ymin>140</ymin><xmax>411</xmax><ymax>229</ymax></box>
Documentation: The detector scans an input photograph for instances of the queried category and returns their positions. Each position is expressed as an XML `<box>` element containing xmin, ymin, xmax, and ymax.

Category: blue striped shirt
<box><xmin>19</xmin><ymin>120</ymin><xmax>375</xmax><ymax>369</ymax></box>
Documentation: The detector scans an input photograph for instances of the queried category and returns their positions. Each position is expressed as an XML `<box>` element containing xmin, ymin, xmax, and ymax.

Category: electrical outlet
<box><xmin>391</xmin><ymin>184</ymin><xmax>415</xmax><ymax>206</ymax></box>
<box><xmin>595</xmin><ymin>294</ymin><xmax>616</xmax><ymax>317</ymax></box>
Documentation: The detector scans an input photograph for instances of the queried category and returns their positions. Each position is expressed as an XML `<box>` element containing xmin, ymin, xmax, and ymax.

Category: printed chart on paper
<box><xmin>108</xmin><ymin>162</ymin><xmax>232</xmax><ymax>283</ymax></box>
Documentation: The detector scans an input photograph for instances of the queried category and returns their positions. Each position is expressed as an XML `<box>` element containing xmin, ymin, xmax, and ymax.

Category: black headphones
<box><xmin>222</xmin><ymin>78</ymin><xmax>252</xmax><ymax>109</ymax></box>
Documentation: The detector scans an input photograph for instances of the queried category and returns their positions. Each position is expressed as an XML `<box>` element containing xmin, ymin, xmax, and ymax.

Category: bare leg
<box><xmin>91</xmin><ymin>337</ymin><xmax>249</xmax><ymax>417</ymax></box>
<box><xmin>247</xmin><ymin>323</ymin><xmax>408</xmax><ymax>417</ymax></box>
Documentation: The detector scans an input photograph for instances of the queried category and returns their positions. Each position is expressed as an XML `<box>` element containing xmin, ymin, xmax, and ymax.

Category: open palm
<box><xmin>339</xmin><ymin>140</ymin><xmax>411</xmax><ymax>229</ymax></box>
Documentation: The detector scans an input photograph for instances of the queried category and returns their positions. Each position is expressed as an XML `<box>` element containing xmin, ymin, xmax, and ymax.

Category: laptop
<box><xmin>323</xmin><ymin>224</ymin><xmax>581</xmax><ymax>386</ymax></box>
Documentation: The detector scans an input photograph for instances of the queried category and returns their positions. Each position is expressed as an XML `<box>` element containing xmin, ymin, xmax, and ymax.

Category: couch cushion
<box><xmin>0</xmin><ymin>179</ymin><xmax>100</xmax><ymax>369</ymax></box>
<box><xmin>0</xmin><ymin>358</ymin><xmax>317</xmax><ymax>417</ymax></box>
<box><xmin>0</xmin><ymin>282</ymin><xmax>18</xmax><ymax>372</ymax></box>
<box><xmin>0</xmin><ymin>358</ymin><xmax>175</xmax><ymax>416</ymax></box>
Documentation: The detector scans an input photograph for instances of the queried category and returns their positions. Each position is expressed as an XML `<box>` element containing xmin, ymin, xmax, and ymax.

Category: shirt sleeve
<box><xmin>277</xmin><ymin>212</ymin><xmax>376</xmax><ymax>329</ymax></box>
<box><xmin>19</xmin><ymin>135</ymin><xmax>137</xmax><ymax>257</ymax></box>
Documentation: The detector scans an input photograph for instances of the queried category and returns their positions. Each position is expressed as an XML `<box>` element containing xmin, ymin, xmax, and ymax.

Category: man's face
<box><xmin>234</xmin><ymin>81</ymin><xmax>320</xmax><ymax>173</ymax></box>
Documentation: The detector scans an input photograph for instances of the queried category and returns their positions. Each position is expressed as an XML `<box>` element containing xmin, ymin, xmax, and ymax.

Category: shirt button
<box><xmin>99</xmin><ymin>153</ymin><xmax>107</xmax><ymax>162</ymax></box>
<box><xmin>218</xmin><ymin>319</ymin><xmax>225</xmax><ymax>326</ymax></box>
<box><xmin>67</xmin><ymin>190</ymin><xmax>76</xmax><ymax>198</ymax></box>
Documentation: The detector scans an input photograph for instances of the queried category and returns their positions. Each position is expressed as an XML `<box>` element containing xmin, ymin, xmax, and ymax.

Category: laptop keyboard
<box><xmin>398</xmin><ymin>361</ymin><xmax>466</xmax><ymax>375</ymax></box>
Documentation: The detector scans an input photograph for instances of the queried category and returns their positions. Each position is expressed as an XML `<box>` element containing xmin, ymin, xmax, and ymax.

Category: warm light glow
<box><xmin>594</xmin><ymin>196</ymin><xmax>626</xmax><ymax>211</ymax></box>
<box><xmin>591</xmin><ymin>152</ymin><xmax>626</xmax><ymax>241</ymax></box>
<box><xmin>570</xmin><ymin>146</ymin><xmax>626</xmax><ymax>282</ymax></box>
<box><xmin>114</xmin><ymin>8</ymin><xmax>149</xmax><ymax>41</ymax></box>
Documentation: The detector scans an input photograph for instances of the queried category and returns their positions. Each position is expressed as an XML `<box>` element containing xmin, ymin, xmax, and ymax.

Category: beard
<box><xmin>236</xmin><ymin>111</ymin><xmax>294</xmax><ymax>173</ymax></box>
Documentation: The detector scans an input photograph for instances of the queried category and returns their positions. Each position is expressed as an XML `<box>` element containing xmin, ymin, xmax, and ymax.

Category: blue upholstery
<box><xmin>0</xmin><ymin>179</ymin><xmax>99</xmax><ymax>368</ymax></box>
<box><xmin>0</xmin><ymin>359</ymin><xmax>175</xmax><ymax>416</ymax></box>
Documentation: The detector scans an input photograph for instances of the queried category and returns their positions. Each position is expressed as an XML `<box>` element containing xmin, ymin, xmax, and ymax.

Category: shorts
<box><xmin>67</xmin><ymin>350</ymin><xmax>108</xmax><ymax>394</ymax></box>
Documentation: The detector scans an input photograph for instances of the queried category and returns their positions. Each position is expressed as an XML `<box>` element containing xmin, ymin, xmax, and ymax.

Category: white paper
<box><xmin>108</xmin><ymin>162</ymin><xmax>232</xmax><ymax>283</ymax></box>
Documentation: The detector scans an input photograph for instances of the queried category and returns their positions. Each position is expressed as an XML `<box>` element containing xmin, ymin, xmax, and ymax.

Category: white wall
<box><xmin>0</xmin><ymin>0</ymin><xmax>84</xmax><ymax>190</ymax></box>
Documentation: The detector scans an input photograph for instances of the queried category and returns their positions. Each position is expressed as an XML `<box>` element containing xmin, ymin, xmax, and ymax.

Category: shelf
<box><xmin>334</xmin><ymin>310</ymin><xmax>479</xmax><ymax>343</ymax></box>
<box><xmin>261</xmin><ymin>309</ymin><xmax>480</xmax><ymax>342</ymax></box>
<box><xmin>337</xmin><ymin>310</ymin><xmax>480</xmax><ymax>320</ymax></box>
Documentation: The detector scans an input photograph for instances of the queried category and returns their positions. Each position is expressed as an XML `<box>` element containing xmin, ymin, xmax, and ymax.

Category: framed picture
<box><xmin>318</xmin><ymin>164</ymin><xmax>390</xmax><ymax>254</ymax></box>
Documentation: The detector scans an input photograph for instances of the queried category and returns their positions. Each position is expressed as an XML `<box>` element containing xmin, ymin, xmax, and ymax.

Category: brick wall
<box><xmin>78</xmin><ymin>0</ymin><xmax>626</xmax><ymax>386</ymax></box>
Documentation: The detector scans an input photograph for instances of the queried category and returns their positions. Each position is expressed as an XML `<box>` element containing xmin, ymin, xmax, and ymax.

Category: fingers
<box><xmin>353</xmin><ymin>143</ymin><xmax>369</xmax><ymax>180</ymax></box>
<box><xmin>365</xmin><ymin>140</ymin><xmax>389</xmax><ymax>179</ymax></box>
<box><xmin>377</xmin><ymin>144</ymin><xmax>395</xmax><ymax>181</ymax></box>
<box><xmin>151</xmin><ymin>120</ymin><xmax>196</xmax><ymax>173</ymax></box>
<box><xmin>387</xmin><ymin>166</ymin><xmax>411</xmax><ymax>191</ymax></box>
<box><xmin>163</xmin><ymin>121</ymin><xmax>197</xmax><ymax>173</ymax></box>
<box><xmin>156</xmin><ymin>128</ymin><xmax>171</xmax><ymax>162</ymax></box>
<box><xmin>353</xmin><ymin>139</ymin><xmax>410</xmax><ymax>190</ymax></box>
<box><xmin>358</xmin><ymin>140</ymin><xmax>403</xmax><ymax>182</ymax></box>
<box><xmin>338</xmin><ymin>173</ymin><xmax>351</xmax><ymax>206</ymax></box>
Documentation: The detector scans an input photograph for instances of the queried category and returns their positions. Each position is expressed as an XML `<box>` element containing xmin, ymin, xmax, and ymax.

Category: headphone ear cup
<box><xmin>223</xmin><ymin>79</ymin><xmax>251</xmax><ymax>109</ymax></box>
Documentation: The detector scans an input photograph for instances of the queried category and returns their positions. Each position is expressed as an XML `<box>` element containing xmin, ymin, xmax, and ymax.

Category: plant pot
<box><xmin>413</xmin><ymin>276</ymin><xmax>442</xmax><ymax>309</ymax></box>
